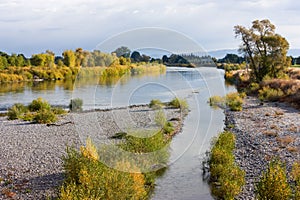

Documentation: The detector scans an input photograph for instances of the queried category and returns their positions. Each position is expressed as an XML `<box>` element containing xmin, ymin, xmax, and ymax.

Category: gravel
<box><xmin>225</xmin><ymin>96</ymin><xmax>300</xmax><ymax>199</ymax></box>
<box><xmin>0</xmin><ymin>106</ymin><xmax>182</xmax><ymax>200</ymax></box>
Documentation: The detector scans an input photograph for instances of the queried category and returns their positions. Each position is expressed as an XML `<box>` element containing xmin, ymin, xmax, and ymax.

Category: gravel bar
<box><xmin>225</xmin><ymin>96</ymin><xmax>300</xmax><ymax>199</ymax></box>
<box><xmin>0</xmin><ymin>105</ymin><xmax>182</xmax><ymax>200</ymax></box>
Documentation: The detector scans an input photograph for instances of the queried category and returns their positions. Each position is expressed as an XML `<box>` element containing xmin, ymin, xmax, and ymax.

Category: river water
<box><xmin>0</xmin><ymin>67</ymin><xmax>234</xmax><ymax>199</ymax></box>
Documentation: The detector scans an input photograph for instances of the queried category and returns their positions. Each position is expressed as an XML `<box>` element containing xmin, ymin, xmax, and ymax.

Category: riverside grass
<box><xmin>59</xmin><ymin>101</ymin><xmax>181</xmax><ymax>200</ymax></box>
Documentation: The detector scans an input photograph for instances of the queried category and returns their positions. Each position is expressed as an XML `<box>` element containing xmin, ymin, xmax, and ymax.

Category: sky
<box><xmin>0</xmin><ymin>0</ymin><xmax>299</xmax><ymax>57</ymax></box>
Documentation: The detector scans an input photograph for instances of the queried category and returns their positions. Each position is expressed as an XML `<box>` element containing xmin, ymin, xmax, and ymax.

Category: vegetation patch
<box><xmin>149</xmin><ymin>99</ymin><xmax>164</xmax><ymax>110</ymax></box>
<box><xmin>7</xmin><ymin>98</ymin><xmax>66</xmax><ymax>124</ymax></box>
<box><xmin>209</xmin><ymin>92</ymin><xmax>244</xmax><ymax>111</ymax></box>
<box><xmin>169</xmin><ymin>97</ymin><xmax>189</xmax><ymax>113</ymax></box>
<box><xmin>207</xmin><ymin>131</ymin><xmax>245</xmax><ymax>200</ymax></box>
<box><xmin>256</xmin><ymin>159</ymin><xmax>291</xmax><ymax>200</ymax></box>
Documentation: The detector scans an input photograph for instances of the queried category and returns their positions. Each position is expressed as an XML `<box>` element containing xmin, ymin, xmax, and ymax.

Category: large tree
<box><xmin>234</xmin><ymin>19</ymin><xmax>290</xmax><ymax>82</ymax></box>
<box><xmin>112</xmin><ymin>46</ymin><xmax>131</xmax><ymax>58</ymax></box>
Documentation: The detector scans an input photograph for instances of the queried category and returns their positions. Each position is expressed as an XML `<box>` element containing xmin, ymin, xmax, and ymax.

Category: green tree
<box><xmin>234</xmin><ymin>19</ymin><xmax>290</xmax><ymax>82</ymax></box>
<box><xmin>113</xmin><ymin>46</ymin><xmax>131</xmax><ymax>58</ymax></box>
<box><xmin>30</xmin><ymin>53</ymin><xmax>54</xmax><ymax>67</ymax></box>
<box><xmin>0</xmin><ymin>56</ymin><xmax>8</xmax><ymax>69</ymax></box>
<box><xmin>63</xmin><ymin>50</ymin><xmax>76</xmax><ymax>67</ymax></box>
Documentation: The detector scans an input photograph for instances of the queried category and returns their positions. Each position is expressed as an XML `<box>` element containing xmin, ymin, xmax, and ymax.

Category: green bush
<box><xmin>28</xmin><ymin>97</ymin><xmax>51</xmax><ymax>112</ymax></box>
<box><xmin>226</xmin><ymin>92</ymin><xmax>243</xmax><ymax>111</ymax></box>
<box><xmin>209</xmin><ymin>131</ymin><xmax>245</xmax><ymax>200</ymax></box>
<box><xmin>256</xmin><ymin>159</ymin><xmax>291</xmax><ymax>200</ymax></box>
<box><xmin>258</xmin><ymin>86</ymin><xmax>285</xmax><ymax>102</ymax></box>
<box><xmin>169</xmin><ymin>97</ymin><xmax>188</xmax><ymax>112</ymax></box>
<box><xmin>7</xmin><ymin>103</ymin><xmax>27</xmax><ymax>120</ymax></box>
<box><xmin>149</xmin><ymin>99</ymin><xmax>164</xmax><ymax>110</ymax></box>
<box><xmin>33</xmin><ymin>109</ymin><xmax>57</xmax><ymax>124</ymax></box>
<box><xmin>69</xmin><ymin>98</ymin><xmax>83</xmax><ymax>112</ymax></box>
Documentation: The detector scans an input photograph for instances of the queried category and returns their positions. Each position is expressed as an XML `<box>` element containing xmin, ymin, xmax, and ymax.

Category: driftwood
<box><xmin>46</xmin><ymin>121</ymin><xmax>74</xmax><ymax>126</ymax></box>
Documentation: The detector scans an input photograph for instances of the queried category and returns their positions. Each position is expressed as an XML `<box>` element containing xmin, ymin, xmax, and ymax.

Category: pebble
<box><xmin>226</xmin><ymin>96</ymin><xmax>300</xmax><ymax>199</ymax></box>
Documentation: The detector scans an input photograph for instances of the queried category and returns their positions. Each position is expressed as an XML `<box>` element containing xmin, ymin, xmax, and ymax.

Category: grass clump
<box><xmin>209</xmin><ymin>92</ymin><xmax>244</xmax><ymax>111</ymax></box>
<box><xmin>209</xmin><ymin>95</ymin><xmax>225</xmax><ymax>109</ymax></box>
<box><xmin>154</xmin><ymin>110</ymin><xmax>167</xmax><ymax>128</ymax></box>
<box><xmin>7</xmin><ymin>103</ymin><xmax>28</xmax><ymax>120</ymax></box>
<box><xmin>169</xmin><ymin>97</ymin><xmax>188</xmax><ymax>112</ymax></box>
<box><xmin>149</xmin><ymin>99</ymin><xmax>164</xmax><ymax>110</ymax></box>
<box><xmin>69</xmin><ymin>98</ymin><xmax>83</xmax><ymax>112</ymax></box>
<box><xmin>208</xmin><ymin>131</ymin><xmax>245</xmax><ymax>200</ymax></box>
<box><xmin>256</xmin><ymin>159</ymin><xmax>291</xmax><ymax>200</ymax></box>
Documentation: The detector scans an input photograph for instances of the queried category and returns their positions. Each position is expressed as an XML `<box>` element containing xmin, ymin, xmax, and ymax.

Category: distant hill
<box><xmin>208</xmin><ymin>48</ymin><xmax>300</xmax><ymax>59</ymax></box>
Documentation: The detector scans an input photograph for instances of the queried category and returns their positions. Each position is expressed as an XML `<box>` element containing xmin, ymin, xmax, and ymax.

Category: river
<box><xmin>0</xmin><ymin>67</ymin><xmax>235</xmax><ymax>199</ymax></box>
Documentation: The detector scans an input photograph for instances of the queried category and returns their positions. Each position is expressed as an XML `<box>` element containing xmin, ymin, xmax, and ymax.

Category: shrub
<box><xmin>28</xmin><ymin>97</ymin><xmax>51</xmax><ymax>112</ymax></box>
<box><xmin>209</xmin><ymin>131</ymin><xmax>245</xmax><ymax>200</ymax></box>
<box><xmin>258</xmin><ymin>86</ymin><xmax>284</xmax><ymax>101</ymax></box>
<box><xmin>249</xmin><ymin>82</ymin><xmax>260</xmax><ymax>94</ymax></box>
<box><xmin>51</xmin><ymin>107</ymin><xmax>67</xmax><ymax>115</ymax></box>
<box><xmin>209</xmin><ymin>92</ymin><xmax>243</xmax><ymax>111</ymax></box>
<box><xmin>7</xmin><ymin>103</ymin><xmax>27</xmax><ymax>120</ymax></box>
<box><xmin>226</xmin><ymin>92</ymin><xmax>243</xmax><ymax>111</ymax></box>
<box><xmin>33</xmin><ymin>109</ymin><xmax>57</xmax><ymax>124</ymax></box>
<box><xmin>169</xmin><ymin>97</ymin><xmax>188</xmax><ymax>112</ymax></box>
<box><xmin>149</xmin><ymin>99</ymin><xmax>164</xmax><ymax>110</ymax></box>
<box><xmin>69</xmin><ymin>98</ymin><xmax>83</xmax><ymax>112</ymax></box>
<box><xmin>60</xmin><ymin>139</ymin><xmax>148</xmax><ymax>200</ymax></box>
<box><xmin>256</xmin><ymin>159</ymin><xmax>291</xmax><ymax>200</ymax></box>
<box><xmin>209</xmin><ymin>95</ymin><xmax>225</xmax><ymax>109</ymax></box>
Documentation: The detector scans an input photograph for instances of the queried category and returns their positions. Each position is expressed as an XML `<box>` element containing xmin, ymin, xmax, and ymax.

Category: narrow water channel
<box><xmin>152</xmin><ymin>68</ymin><xmax>235</xmax><ymax>200</ymax></box>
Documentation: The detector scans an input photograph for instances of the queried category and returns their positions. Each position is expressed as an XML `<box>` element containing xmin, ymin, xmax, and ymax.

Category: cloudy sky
<box><xmin>0</xmin><ymin>0</ymin><xmax>299</xmax><ymax>56</ymax></box>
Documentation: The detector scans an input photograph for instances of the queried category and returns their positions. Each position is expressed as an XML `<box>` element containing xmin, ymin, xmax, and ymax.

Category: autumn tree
<box><xmin>30</xmin><ymin>52</ymin><xmax>54</xmax><ymax>67</ymax></box>
<box><xmin>62</xmin><ymin>50</ymin><xmax>76</xmax><ymax>67</ymax></box>
<box><xmin>234</xmin><ymin>19</ymin><xmax>290</xmax><ymax>82</ymax></box>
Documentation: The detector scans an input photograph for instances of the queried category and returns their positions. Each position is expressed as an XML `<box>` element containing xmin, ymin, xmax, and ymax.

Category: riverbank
<box><xmin>225</xmin><ymin>96</ymin><xmax>300</xmax><ymax>199</ymax></box>
<box><xmin>0</xmin><ymin>105</ymin><xmax>183</xmax><ymax>199</ymax></box>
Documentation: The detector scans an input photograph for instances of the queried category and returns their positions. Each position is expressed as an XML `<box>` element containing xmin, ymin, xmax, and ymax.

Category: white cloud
<box><xmin>0</xmin><ymin>0</ymin><xmax>299</xmax><ymax>56</ymax></box>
